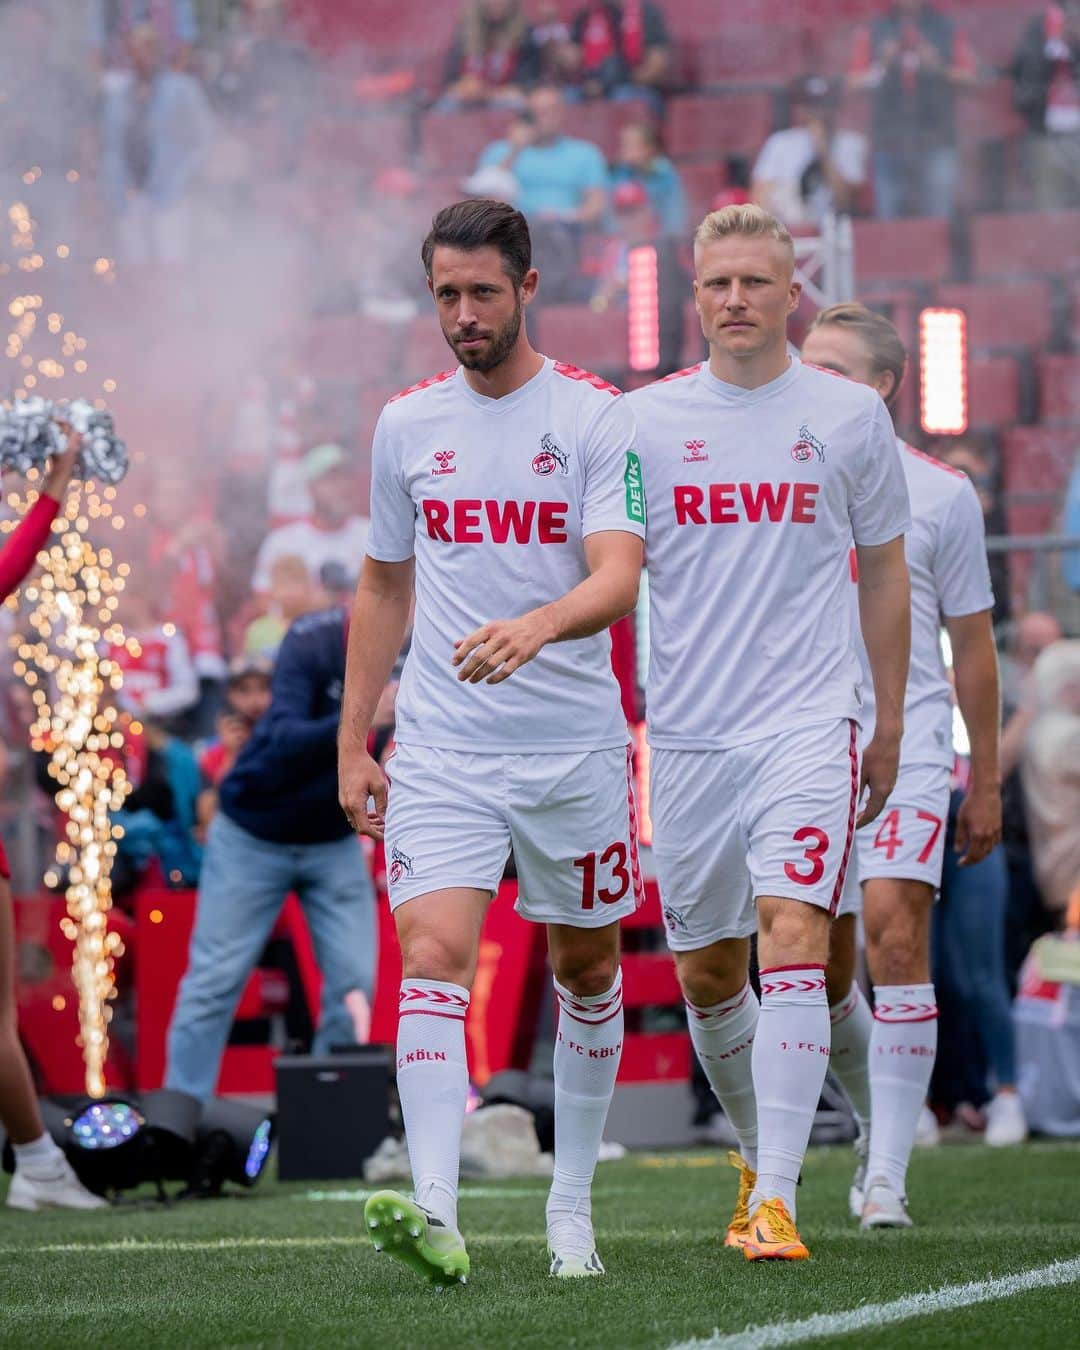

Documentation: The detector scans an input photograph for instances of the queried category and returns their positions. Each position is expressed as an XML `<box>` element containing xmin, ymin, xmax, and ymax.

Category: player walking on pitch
<box><xmin>629</xmin><ymin>205</ymin><xmax>911</xmax><ymax>1261</ymax></box>
<box><xmin>803</xmin><ymin>305</ymin><xmax>1004</xmax><ymax>1228</ymax></box>
<box><xmin>338</xmin><ymin>200</ymin><xmax>646</xmax><ymax>1285</ymax></box>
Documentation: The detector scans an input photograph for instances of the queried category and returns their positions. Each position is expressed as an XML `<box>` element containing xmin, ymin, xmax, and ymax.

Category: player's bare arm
<box><xmin>453</xmin><ymin>530</ymin><xmax>643</xmax><ymax>685</ymax></box>
<box><xmin>945</xmin><ymin>608</ymin><xmax>1002</xmax><ymax>866</ymax></box>
<box><xmin>855</xmin><ymin>534</ymin><xmax>910</xmax><ymax>827</ymax></box>
<box><xmin>338</xmin><ymin>554</ymin><xmax>414</xmax><ymax>839</ymax></box>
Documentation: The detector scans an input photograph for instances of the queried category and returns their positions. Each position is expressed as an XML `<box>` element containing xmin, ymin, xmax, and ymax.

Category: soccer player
<box><xmin>629</xmin><ymin>205</ymin><xmax>911</xmax><ymax>1261</ymax></box>
<box><xmin>803</xmin><ymin>304</ymin><xmax>1001</xmax><ymax>1228</ymax></box>
<box><xmin>338</xmin><ymin>200</ymin><xmax>646</xmax><ymax>1285</ymax></box>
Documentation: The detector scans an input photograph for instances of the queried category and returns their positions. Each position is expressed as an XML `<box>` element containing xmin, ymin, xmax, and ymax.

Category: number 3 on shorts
<box><xmin>784</xmin><ymin>826</ymin><xmax>831</xmax><ymax>886</ymax></box>
<box><xmin>574</xmin><ymin>843</ymin><xmax>630</xmax><ymax>910</ymax></box>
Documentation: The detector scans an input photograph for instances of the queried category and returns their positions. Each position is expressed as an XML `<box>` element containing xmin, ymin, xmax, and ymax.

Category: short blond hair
<box><xmin>693</xmin><ymin>203</ymin><xmax>794</xmax><ymax>261</ymax></box>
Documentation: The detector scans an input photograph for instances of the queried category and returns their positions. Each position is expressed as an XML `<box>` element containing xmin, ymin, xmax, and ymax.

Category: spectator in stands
<box><xmin>1022</xmin><ymin>639</ymin><xmax>1080</xmax><ymax>920</ymax></box>
<box><xmin>610</xmin><ymin>120</ymin><xmax>687</xmax><ymax>236</ymax></box>
<box><xmin>251</xmin><ymin>443</ymin><xmax>369</xmax><ymax>597</ymax></box>
<box><xmin>165</xmin><ymin>604</ymin><xmax>376</xmax><ymax>1101</ymax></box>
<box><xmin>198</xmin><ymin>655</ymin><xmax>273</xmax><ymax>789</ymax></box>
<box><xmin>112</xmin><ymin>715</ymin><xmax>204</xmax><ymax>894</ymax></box>
<box><xmin>91</xmin><ymin>0</ymin><xmax>198</xmax><ymax>72</ymax></box>
<box><xmin>438</xmin><ymin>1</ymin><xmax>540</xmax><ymax>110</ymax></box>
<box><xmin>530</xmin><ymin>0</ymin><xmax>573</xmax><ymax>87</ymax></box>
<box><xmin>474</xmin><ymin>86</ymin><xmax>608</xmax><ymax>299</ymax></box>
<box><xmin>101</xmin><ymin>23</ymin><xmax>216</xmax><ymax>263</ymax></box>
<box><xmin>109</xmin><ymin>585</ymin><xmax>201</xmax><ymax>728</ymax></box>
<box><xmin>751</xmin><ymin>76</ymin><xmax>868</xmax><ymax>227</ymax></box>
<box><xmin>243</xmin><ymin>553</ymin><xmax>325</xmax><ymax>656</ymax></box>
<box><xmin>562</xmin><ymin>1</ymin><xmax>671</xmax><ymax>111</ymax></box>
<box><xmin>344</xmin><ymin>168</ymin><xmax>432</xmax><ymax>324</ymax></box>
<box><xmin>1011</xmin><ymin>2</ymin><xmax>1080</xmax><ymax>208</ymax></box>
<box><xmin>932</xmin><ymin>438</ymin><xmax>1011</xmax><ymax>626</ymax></box>
<box><xmin>1000</xmin><ymin>612</ymin><xmax>1064</xmax><ymax>986</ymax></box>
<box><xmin>848</xmin><ymin>0</ymin><xmax>976</xmax><ymax>219</ymax></box>
<box><xmin>589</xmin><ymin>179</ymin><xmax>658</xmax><ymax>311</ymax></box>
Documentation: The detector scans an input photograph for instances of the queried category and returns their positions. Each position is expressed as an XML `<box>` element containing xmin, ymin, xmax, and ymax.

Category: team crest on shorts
<box><xmin>791</xmin><ymin>423</ymin><xmax>826</xmax><ymax>464</ymax></box>
<box><xmin>663</xmin><ymin>904</ymin><xmax>689</xmax><ymax>934</ymax></box>
<box><xmin>388</xmin><ymin>846</ymin><xmax>414</xmax><ymax>886</ymax></box>
<box><xmin>533</xmin><ymin>432</ymin><xmax>570</xmax><ymax>476</ymax></box>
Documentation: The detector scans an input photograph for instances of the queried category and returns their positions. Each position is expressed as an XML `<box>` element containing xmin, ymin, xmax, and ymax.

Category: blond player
<box><xmin>338</xmin><ymin>200</ymin><xmax>646</xmax><ymax>1285</ymax></box>
<box><xmin>803</xmin><ymin>304</ymin><xmax>1001</xmax><ymax>1229</ymax></box>
<box><xmin>629</xmin><ymin>205</ymin><xmax>911</xmax><ymax>1261</ymax></box>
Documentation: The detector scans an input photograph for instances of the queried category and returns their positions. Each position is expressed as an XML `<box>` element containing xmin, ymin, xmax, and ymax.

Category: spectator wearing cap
<box><xmin>252</xmin><ymin>443</ymin><xmax>369</xmax><ymax>598</ymax></box>
<box><xmin>562</xmin><ymin>1</ymin><xmax>671</xmax><ymax>112</ymax></box>
<box><xmin>438</xmin><ymin>0</ymin><xmax>541</xmax><ymax>110</ymax></box>
<box><xmin>199</xmin><ymin>655</ymin><xmax>273</xmax><ymax>790</ymax></box>
<box><xmin>610</xmin><ymin>121</ymin><xmax>687</xmax><ymax>236</ymax></box>
<box><xmin>751</xmin><ymin>77</ymin><xmax>868</xmax><ymax>228</ymax></box>
<box><xmin>848</xmin><ymin>0</ymin><xmax>976</xmax><ymax>219</ymax></box>
<box><xmin>166</xmin><ymin>603</ymin><xmax>377</xmax><ymax>1100</ymax></box>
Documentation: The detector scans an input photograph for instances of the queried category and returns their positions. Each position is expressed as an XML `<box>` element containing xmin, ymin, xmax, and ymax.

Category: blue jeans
<box><xmin>165</xmin><ymin>811</ymin><xmax>376</xmax><ymax>1101</ymax></box>
<box><xmin>933</xmin><ymin>800</ymin><xmax>1016</xmax><ymax>1093</ymax></box>
<box><xmin>873</xmin><ymin>144</ymin><xmax>957</xmax><ymax>218</ymax></box>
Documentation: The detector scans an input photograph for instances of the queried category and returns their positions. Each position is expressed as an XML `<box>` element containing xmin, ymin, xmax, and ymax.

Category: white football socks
<box><xmin>828</xmin><ymin>983</ymin><xmax>873</xmax><ymax>1132</ymax></box>
<box><xmin>868</xmin><ymin>983</ymin><xmax>938</xmax><ymax>1196</ymax></box>
<box><xmin>547</xmin><ymin>970</ymin><xmax>624</xmax><ymax>1231</ymax></box>
<box><xmin>685</xmin><ymin>981</ymin><xmax>760</xmax><ymax>1169</ymax></box>
<box><xmin>396</xmin><ymin>978</ymin><xmax>470</xmax><ymax>1231</ymax></box>
<box><xmin>749</xmin><ymin>965</ymin><xmax>830</xmax><ymax>1219</ymax></box>
<box><xmin>11</xmin><ymin>1131</ymin><xmax>64</xmax><ymax>1174</ymax></box>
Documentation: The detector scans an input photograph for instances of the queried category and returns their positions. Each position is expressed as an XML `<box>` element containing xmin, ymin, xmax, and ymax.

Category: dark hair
<box><xmin>421</xmin><ymin>199</ymin><xmax>532</xmax><ymax>289</ymax></box>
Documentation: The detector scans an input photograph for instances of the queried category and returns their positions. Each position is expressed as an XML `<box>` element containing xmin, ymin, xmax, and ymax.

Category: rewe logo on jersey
<box><xmin>683</xmin><ymin>439</ymin><xmax>709</xmax><ymax>463</ymax></box>
<box><xmin>532</xmin><ymin>432</ymin><xmax>570</xmax><ymax>476</ymax></box>
<box><xmin>432</xmin><ymin>450</ymin><xmax>457</xmax><ymax>476</ymax></box>
<box><xmin>674</xmin><ymin>481</ymin><xmax>820</xmax><ymax>525</ymax></box>
<box><xmin>791</xmin><ymin>423</ymin><xmax>826</xmax><ymax>464</ymax></box>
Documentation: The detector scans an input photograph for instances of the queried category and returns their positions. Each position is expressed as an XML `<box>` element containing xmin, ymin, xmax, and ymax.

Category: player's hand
<box><xmin>954</xmin><ymin>783</ymin><xmax>1001</xmax><ymax>867</ymax></box>
<box><xmin>856</xmin><ymin>732</ymin><xmax>899</xmax><ymax>829</ymax></box>
<box><xmin>452</xmin><ymin>612</ymin><xmax>555</xmax><ymax>685</ymax></box>
<box><xmin>338</xmin><ymin>745</ymin><xmax>387</xmax><ymax>840</ymax></box>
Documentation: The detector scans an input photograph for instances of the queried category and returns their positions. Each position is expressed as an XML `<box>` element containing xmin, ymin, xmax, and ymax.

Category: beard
<box><xmin>444</xmin><ymin>297</ymin><xmax>523</xmax><ymax>373</ymax></box>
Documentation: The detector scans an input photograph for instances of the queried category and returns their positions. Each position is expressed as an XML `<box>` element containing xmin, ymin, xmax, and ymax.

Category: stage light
<box><xmin>140</xmin><ymin>1088</ymin><xmax>201</xmax><ymax>1187</ymax></box>
<box><xmin>919</xmin><ymin>307</ymin><xmax>967</xmax><ymax>435</ymax></box>
<box><xmin>185</xmin><ymin>1098</ymin><xmax>276</xmax><ymax>1196</ymax></box>
<box><xmin>627</xmin><ymin>245</ymin><xmax>660</xmax><ymax>372</ymax></box>
<box><xmin>66</xmin><ymin>1095</ymin><xmax>146</xmax><ymax>1194</ymax></box>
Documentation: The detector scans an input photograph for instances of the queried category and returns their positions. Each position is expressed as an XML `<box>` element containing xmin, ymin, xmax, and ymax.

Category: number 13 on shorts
<box><xmin>574</xmin><ymin>843</ymin><xmax>632</xmax><ymax>910</ymax></box>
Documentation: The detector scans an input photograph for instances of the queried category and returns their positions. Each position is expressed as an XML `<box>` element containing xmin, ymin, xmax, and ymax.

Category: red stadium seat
<box><xmin>694</xmin><ymin>33</ymin><xmax>807</xmax><ymax>86</ymax></box>
<box><xmin>967</xmin><ymin>355</ymin><xmax>1021</xmax><ymax>430</ymax></box>
<box><xmin>535</xmin><ymin>304</ymin><xmax>627</xmax><ymax>374</ymax></box>
<box><xmin>956</xmin><ymin>80</ymin><xmax>1027</xmax><ymax>147</ymax></box>
<box><xmin>404</xmin><ymin>314</ymin><xmax>457</xmax><ymax>381</ymax></box>
<box><xmin>570</xmin><ymin>99</ymin><xmax>657</xmax><ymax>159</ymax></box>
<box><xmin>420</xmin><ymin>107</ymin><xmax>516</xmax><ymax>173</ymax></box>
<box><xmin>935</xmin><ymin>280</ymin><xmax>1052</xmax><ymax>351</ymax></box>
<box><xmin>679</xmin><ymin>162</ymin><xmax>728</xmax><ymax>222</ymax></box>
<box><xmin>973</xmin><ymin>210</ymin><xmax>1080</xmax><ymax>278</ymax></box>
<box><xmin>853</xmin><ymin>217</ymin><xmax>952</xmax><ymax>285</ymax></box>
<box><xmin>303</xmin><ymin>115</ymin><xmax>412</xmax><ymax>176</ymax></box>
<box><xmin>1037</xmin><ymin>354</ymin><xmax>1080</xmax><ymax>423</ymax></box>
<box><xmin>667</xmin><ymin>92</ymin><xmax>778</xmax><ymax>161</ymax></box>
<box><xmin>1001</xmin><ymin>426</ymin><xmax>1075</xmax><ymax>495</ymax></box>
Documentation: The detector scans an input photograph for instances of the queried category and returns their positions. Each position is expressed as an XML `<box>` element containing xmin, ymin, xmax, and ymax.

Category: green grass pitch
<box><xmin>1</xmin><ymin>1142</ymin><xmax>1078</xmax><ymax>1348</ymax></box>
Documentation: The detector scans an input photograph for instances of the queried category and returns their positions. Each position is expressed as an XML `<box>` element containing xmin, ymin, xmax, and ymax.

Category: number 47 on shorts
<box><xmin>872</xmin><ymin>808</ymin><xmax>944</xmax><ymax>864</ymax></box>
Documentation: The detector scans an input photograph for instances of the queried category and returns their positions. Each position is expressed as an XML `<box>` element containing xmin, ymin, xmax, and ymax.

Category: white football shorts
<box><xmin>649</xmin><ymin>718</ymin><xmax>860</xmax><ymax>951</ymax></box>
<box><xmin>383</xmin><ymin>742</ymin><xmax>643</xmax><ymax>927</ymax></box>
<box><xmin>835</xmin><ymin>759</ymin><xmax>952</xmax><ymax>915</ymax></box>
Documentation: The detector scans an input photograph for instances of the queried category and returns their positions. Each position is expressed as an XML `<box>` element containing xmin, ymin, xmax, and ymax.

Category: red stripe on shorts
<box><xmin>625</xmin><ymin>744</ymin><xmax>645</xmax><ymax>909</ymax></box>
<box><xmin>829</xmin><ymin>720</ymin><xmax>859</xmax><ymax>917</ymax></box>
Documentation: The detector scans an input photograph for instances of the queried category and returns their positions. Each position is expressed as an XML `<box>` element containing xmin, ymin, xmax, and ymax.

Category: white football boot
<box><xmin>860</xmin><ymin>1176</ymin><xmax>913</xmax><ymax>1230</ymax></box>
<box><xmin>7</xmin><ymin>1157</ymin><xmax>108</xmax><ymax>1211</ymax></box>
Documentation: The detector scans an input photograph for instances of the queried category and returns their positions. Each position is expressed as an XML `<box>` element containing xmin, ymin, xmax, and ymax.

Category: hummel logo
<box><xmin>432</xmin><ymin>450</ymin><xmax>457</xmax><ymax>476</ymax></box>
<box><xmin>683</xmin><ymin>439</ymin><xmax>709</xmax><ymax>463</ymax></box>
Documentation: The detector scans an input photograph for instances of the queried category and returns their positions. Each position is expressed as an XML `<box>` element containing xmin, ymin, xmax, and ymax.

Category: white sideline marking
<box><xmin>302</xmin><ymin>1185</ymin><xmax>551</xmax><ymax>1202</ymax></box>
<box><xmin>667</xmin><ymin>1255</ymin><xmax>1080</xmax><ymax>1350</ymax></box>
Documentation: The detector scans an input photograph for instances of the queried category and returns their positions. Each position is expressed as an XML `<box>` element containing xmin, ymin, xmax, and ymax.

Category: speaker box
<box><xmin>275</xmin><ymin>1048</ymin><xmax>392</xmax><ymax>1181</ymax></box>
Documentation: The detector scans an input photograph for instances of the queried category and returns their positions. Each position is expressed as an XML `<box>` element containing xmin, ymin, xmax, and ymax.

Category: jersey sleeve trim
<box><xmin>553</xmin><ymin>362</ymin><xmax>622</xmax><ymax>396</ymax></box>
<box><xmin>388</xmin><ymin>369</ymin><xmax>457</xmax><ymax>403</ymax></box>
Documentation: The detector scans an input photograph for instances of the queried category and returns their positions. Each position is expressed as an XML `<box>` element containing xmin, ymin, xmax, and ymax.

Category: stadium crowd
<box><xmin>0</xmin><ymin>0</ymin><xmax>1078</xmax><ymax>1157</ymax></box>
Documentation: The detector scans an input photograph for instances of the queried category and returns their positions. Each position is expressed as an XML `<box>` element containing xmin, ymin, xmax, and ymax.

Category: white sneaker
<box><xmin>914</xmin><ymin>1105</ymin><xmax>941</xmax><ymax>1148</ymax></box>
<box><xmin>849</xmin><ymin>1128</ymin><xmax>869</xmax><ymax>1219</ymax></box>
<box><xmin>860</xmin><ymin>1177</ymin><xmax>913</xmax><ymax>1230</ymax></box>
<box><xmin>548</xmin><ymin>1214</ymin><xmax>605</xmax><ymax>1278</ymax></box>
<box><xmin>984</xmin><ymin>1091</ymin><xmax>1028</xmax><ymax>1147</ymax></box>
<box><xmin>7</xmin><ymin>1158</ymin><xmax>109</xmax><ymax>1212</ymax></box>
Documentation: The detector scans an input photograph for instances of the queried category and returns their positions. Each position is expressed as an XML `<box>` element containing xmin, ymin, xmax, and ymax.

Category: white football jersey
<box><xmin>629</xmin><ymin>356</ymin><xmax>910</xmax><ymax>748</ymax></box>
<box><xmin>366</xmin><ymin>358</ymin><xmax>646</xmax><ymax>753</ymax></box>
<box><xmin>855</xmin><ymin>440</ymin><xmax>994</xmax><ymax>768</ymax></box>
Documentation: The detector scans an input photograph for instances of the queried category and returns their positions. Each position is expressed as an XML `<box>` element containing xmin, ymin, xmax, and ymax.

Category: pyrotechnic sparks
<box><xmin>2</xmin><ymin>183</ymin><xmax>130</xmax><ymax>1097</ymax></box>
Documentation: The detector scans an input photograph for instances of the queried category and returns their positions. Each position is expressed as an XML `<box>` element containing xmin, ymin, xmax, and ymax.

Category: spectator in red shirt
<box><xmin>563</xmin><ymin>2</ymin><xmax>670</xmax><ymax>112</ymax></box>
<box><xmin>848</xmin><ymin>0</ymin><xmax>977</xmax><ymax>218</ymax></box>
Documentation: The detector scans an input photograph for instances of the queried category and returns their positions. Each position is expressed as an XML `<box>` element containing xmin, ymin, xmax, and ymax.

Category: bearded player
<box><xmin>803</xmin><ymin>304</ymin><xmax>1001</xmax><ymax>1229</ymax></box>
<box><xmin>338</xmin><ymin>200</ymin><xmax>645</xmax><ymax>1285</ymax></box>
<box><xmin>629</xmin><ymin>205</ymin><xmax>911</xmax><ymax>1261</ymax></box>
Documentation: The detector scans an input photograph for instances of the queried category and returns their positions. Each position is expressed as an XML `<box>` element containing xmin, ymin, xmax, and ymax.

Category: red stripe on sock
<box><xmin>558</xmin><ymin>1000</ymin><xmax>624</xmax><ymax>1027</ymax></box>
<box><xmin>398</xmin><ymin>1009</ymin><xmax>468</xmax><ymax>1022</ymax></box>
<box><xmin>759</xmin><ymin>964</ymin><xmax>827</xmax><ymax>975</ymax></box>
